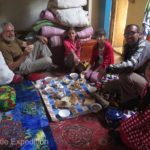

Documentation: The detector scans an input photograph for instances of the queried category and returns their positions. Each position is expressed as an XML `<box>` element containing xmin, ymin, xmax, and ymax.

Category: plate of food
<box><xmin>91</xmin><ymin>103</ymin><xmax>102</xmax><ymax>113</ymax></box>
<box><xmin>63</xmin><ymin>78</ymin><xmax>71</xmax><ymax>85</ymax></box>
<box><xmin>69</xmin><ymin>73</ymin><xmax>79</xmax><ymax>79</ymax></box>
<box><xmin>58</xmin><ymin>109</ymin><xmax>70</xmax><ymax>118</ymax></box>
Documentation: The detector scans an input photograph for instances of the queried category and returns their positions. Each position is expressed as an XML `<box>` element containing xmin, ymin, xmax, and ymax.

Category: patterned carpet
<box><xmin>0</xmin><ymin>80</ymin><xmax>57</xmax><ymax>150</ymax></box>
<box><xmin>50</xmin><ymin>113</ymin><xmax>129</xmax><ymax>150</ymax></box>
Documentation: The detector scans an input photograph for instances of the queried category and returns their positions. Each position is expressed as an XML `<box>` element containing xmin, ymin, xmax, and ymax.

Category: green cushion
<box><xmin>0</xmin><ymin>86</ymin><xmax>16</xmax><ymax>111</ymax></box>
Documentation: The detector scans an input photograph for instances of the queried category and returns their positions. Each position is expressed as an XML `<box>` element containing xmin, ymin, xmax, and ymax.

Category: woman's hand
<box><xmin>74</xmin><ymin>55</ymin><xmax>80</xmax><ymax>66</ymax></box>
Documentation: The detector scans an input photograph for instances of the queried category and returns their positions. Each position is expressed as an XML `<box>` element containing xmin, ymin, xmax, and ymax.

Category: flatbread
<box><xmin>54</xmin><ymin>100</ymin><xmax>71</xmax><ymax>108</ymax></box>
<box><xmin>70</xmin><ymin>93</ymin><xmax>78</xmax><ymax>105</ymax></box>
<box><xmin>83</xmin><ymin>98</ymin><xmax>96</xmax><ymax>106</ymax></box>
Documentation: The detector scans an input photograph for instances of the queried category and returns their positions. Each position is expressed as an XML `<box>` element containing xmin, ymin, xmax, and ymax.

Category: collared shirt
<box><xmin>0</xmin><ymin>38</ymin><xmax>23</xmax><ymax>64</ymax></box>
<box><xmin>64</xmin><ymin>39</ymin><xmax>81</xmax><ymax>59</ymax></box>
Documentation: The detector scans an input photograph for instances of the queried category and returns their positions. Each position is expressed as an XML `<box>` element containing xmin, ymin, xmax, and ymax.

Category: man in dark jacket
<box><xmin>98</xmin><ymin>24</ymin><xmax>150</xmax><ymax>106</ymax></box>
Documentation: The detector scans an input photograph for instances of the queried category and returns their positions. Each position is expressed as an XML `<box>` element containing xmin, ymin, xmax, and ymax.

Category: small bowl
<box><xmin>45</xmin><ymin>76</ymin><xmax>52</xmax><ymax>82</ymax></box>
<box><xmin>58</xmin><ymin>109</ymin><xmax>70</xmax><ymax>118</ymax></box>
<box><xmin>105</xmin><ymin>108</ymin><xmax>123</xmax><ymax>120</ymax></box>
<box><xmin>44</xmin><ymin>87</ymin><xmax>54</xmax><ymax>94</ymax></box>
<box><xmin>35</xmin><ymin>83</ymin><xmax>43</xmax><ymax>89</ymax></box>
<box><xmin>69</xmin><ymin>73</ymin><xmax>79</xmax><ymax>79</ymax></box>
<box><xmin>87</xmin><ymin>85</ymin><xmax>97</xmax><ymax>93</ymax></box>
<box><xmin>91</xmin><ymin>103</ymin><xmax>102</xmax><ymax>113</ymax></box>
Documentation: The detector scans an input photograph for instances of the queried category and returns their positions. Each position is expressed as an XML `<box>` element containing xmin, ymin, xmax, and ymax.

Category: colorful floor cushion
<box><xmin>0</xmin><ymin>86</ymin><xmax>16</xmax><ymax>111</ymax></box>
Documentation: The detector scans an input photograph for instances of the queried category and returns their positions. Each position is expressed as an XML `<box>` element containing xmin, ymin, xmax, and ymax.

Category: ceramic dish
<box><xmin>44</xmin><ymin>86</ymin><xmax>54</xmax><ymax>94</ymax></box>
<box><xmin>44</xmin><ymin>76</ymin><xmax>53</xmax><ymax>82</ymax></box>
<box><xmin>91</xmin><ymin>103</ymin><xmax>102</xmax><ymax>113</ymax></box>
<box><xmin>69</xmin><ymin>73</ymin><xmax>79</xmax><ymax>79</ymax></box>
<box><xmin>87</xmin><ymin>85</ymin><xmax>97</xmax><ymax>93</ymax></box>
<box><xmin>105</xmin><ymin>108</ymin><xmax>123</xmax><ymax>120</ymax></box>
<box><xmin>34</xmin><ymin>83</ymin><xmax>43</xmax><ymax>89</ymax></box>
<box><xmin>58</xmin><ymin>109</ymin><xmax>70</xmax><ymax>118</ymax></box>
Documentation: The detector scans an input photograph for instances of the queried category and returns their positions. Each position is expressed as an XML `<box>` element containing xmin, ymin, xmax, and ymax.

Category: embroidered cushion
<box><xmin>0</xmin><ymin>86</ymin><xmax>16</xmax><ymax>111</ymax></box>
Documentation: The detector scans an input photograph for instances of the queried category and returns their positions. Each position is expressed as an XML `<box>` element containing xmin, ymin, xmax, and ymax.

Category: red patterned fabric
<box><xmin>0</xmin><ymin>120</ymin><xmax>26</xmax><ymax>149</ymax></box>
<box><xmin>27</xmin><ymin>72</ymin><xmax>51</xmax><ymax>81</ymax></box>
<box><xmin>120</xmin><ymin>83</ymin><xmax>150</xmax><ymax>150</ymax></box>
<box><xmin>11</xmin><ymin>74</ymin><xmax>24</xmax><ymax>84</ymax></box>
<box><xmin>50</xmin><ymin>113</ymin><xmax>128</xmax><ymax>150</ymax></box>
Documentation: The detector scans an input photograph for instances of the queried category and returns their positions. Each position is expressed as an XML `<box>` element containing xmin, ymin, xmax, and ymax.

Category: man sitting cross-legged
<box><xmin>0</xmin><ymin>22</ymin><xmax>56</xmax><ymax>76</ymax></box>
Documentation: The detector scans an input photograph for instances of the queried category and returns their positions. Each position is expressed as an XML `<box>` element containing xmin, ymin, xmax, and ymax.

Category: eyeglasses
<box><xmin>124</xmin><ymin>31</ymin><xmax>138</xmax><ymax>38</ymax></box>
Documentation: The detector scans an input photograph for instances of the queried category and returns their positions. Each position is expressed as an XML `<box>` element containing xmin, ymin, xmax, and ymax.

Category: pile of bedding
<box><xmin>31</xmin><ymin>0</ymin><xmax>93</xmax><ymax>47</ymax></box>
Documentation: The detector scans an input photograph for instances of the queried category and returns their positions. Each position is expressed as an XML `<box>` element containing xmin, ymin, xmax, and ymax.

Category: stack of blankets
<box><xmin>32</xmin><ymin>0</ymin><xmax>94</xmax><ymax>47</ymax></box>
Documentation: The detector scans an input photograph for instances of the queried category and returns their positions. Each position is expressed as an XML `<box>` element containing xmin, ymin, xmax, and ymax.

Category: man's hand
<box><xmin>24</xmin><ymin>44</ymin><xmax>34</xmax><ymax>55</ymax></box>
<box><xmin>36</xmin><ymin>35</ymin><xmax>48</xmax><ymax>44</ymax></box>
<box><xmin>22</xmin><ymin>41</ymin><xmax>28</xmax><ymax>47</ymax></box>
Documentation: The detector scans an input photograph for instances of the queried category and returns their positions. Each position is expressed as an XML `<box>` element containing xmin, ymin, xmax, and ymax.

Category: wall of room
<box><xmin>0</xmin><ymin>0</ymin><xmax>49</xmax><ymax>31</ymax></box>
<box><xmin>126</xmin><ymin>0</ymin><xmax>147</xmax><ymax>30</ymax></box>
<box><xmin>88</xmin><ymin>0</ymin><xmax>100</xmax><ymax>32</ymax></box>
<box><xmin>0</xmin><ymin>0</ymin><xmax>99</xmax><ymax>32</ymax></box>
<box><xmin>0</xmin><ymin>0</ymin><xmax>147</xmax><ymax>44</ymax></box>
<box><xmin>111</xmin><ymin>0</ymin><xmax>147</xmax><ymax>54</ymax></box>
<box><xmin>111</xmin><ymin>0</ymin><xmax>128</xmax><ymax>53</ymax></box>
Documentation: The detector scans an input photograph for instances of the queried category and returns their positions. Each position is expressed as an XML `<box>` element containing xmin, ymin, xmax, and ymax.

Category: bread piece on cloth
<box><xmin>83</xmin><ymin>96</ymin><xmax>96</xmax><ymax>106</ymax></box>
<box><xmin>70</xmin><ymin>93</ymin><xmax>78</xmax><ymax>105</ymax></box>
<box><xmin>54</xmin><ymin>100</ymin><xmax>71</xmax><ymax>108</ymax></box>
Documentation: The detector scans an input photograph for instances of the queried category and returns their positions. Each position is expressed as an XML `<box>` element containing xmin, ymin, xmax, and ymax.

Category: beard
<box><xmin>4</xmin><ymin>35</ymin><xmax>15</xmax><ymax>42</ymax></box>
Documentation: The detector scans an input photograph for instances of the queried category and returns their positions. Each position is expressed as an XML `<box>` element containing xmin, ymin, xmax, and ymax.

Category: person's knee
<box><xmin>45</xmin><ymin>56</ymin><xmax>52</xmax><ymax>65</ymax></box>
<box><xmin>104</xmin><ymin>79</ymin><xmax>120</xmax><ymax>94</ymax></box>
<box><xmin>119</xmin><ymin>73</ymin><xmax>129</xmax><ymax>81</ymax></box>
